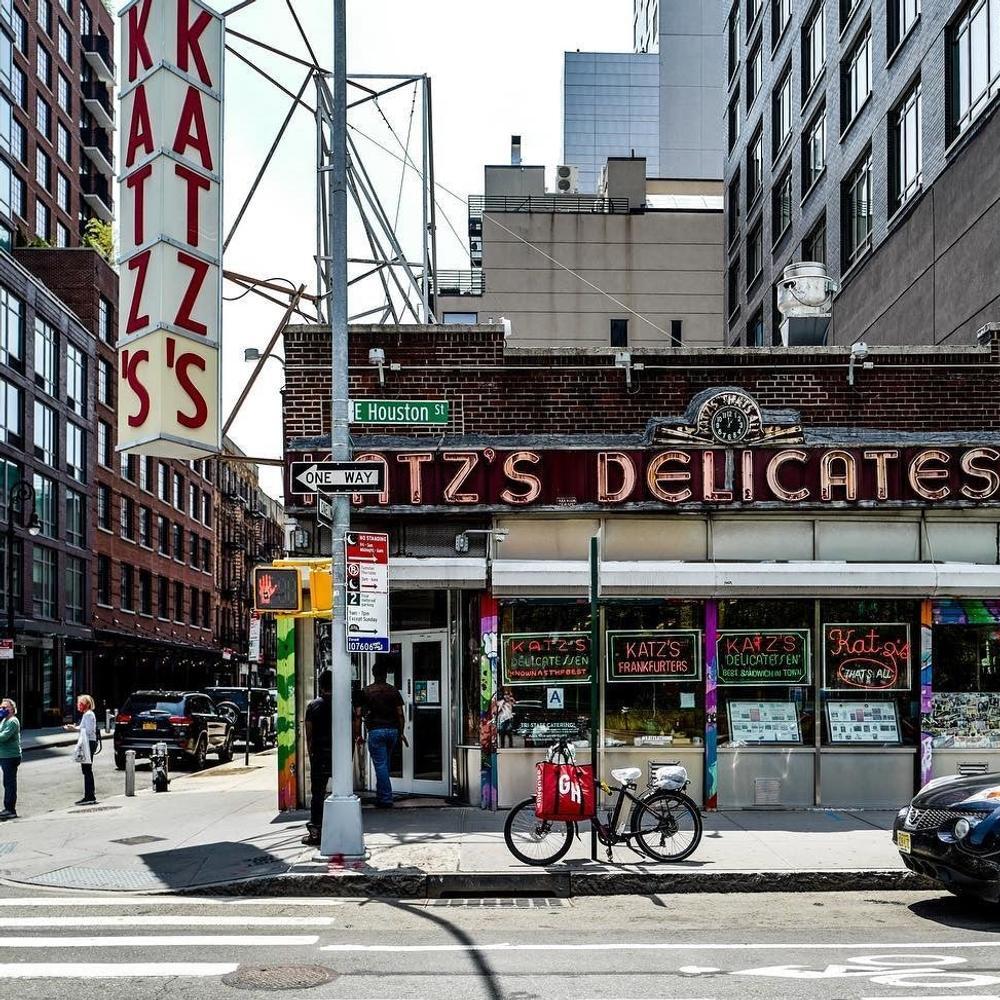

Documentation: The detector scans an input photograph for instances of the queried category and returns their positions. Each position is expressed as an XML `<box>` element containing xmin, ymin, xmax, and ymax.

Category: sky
<box><xmin>205</xmin><ymin>0</ymin><xmax>635</xmax><ymax>499</ymax></box>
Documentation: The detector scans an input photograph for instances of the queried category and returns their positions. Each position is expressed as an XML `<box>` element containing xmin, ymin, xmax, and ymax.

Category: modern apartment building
<box><xmin>0</xmin><ymin>0</ymin><xmax>115</xmax><ymax>251</ymax></box>
<box><xmin>725</xmin><ymin>0</ymin><xmax>1000</xmax><ymax>347</ymax></box>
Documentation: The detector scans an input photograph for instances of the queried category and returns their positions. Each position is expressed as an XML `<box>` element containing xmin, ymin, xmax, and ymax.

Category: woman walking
<box><xmin>64</xmin><ymin>694</ymin><xmax>98</xmax><ymax>805</ymax></box>
<box><xmin>0</xmin><ymin>698</ymin><xmax>21</xmax><ymax>819</ymax></box>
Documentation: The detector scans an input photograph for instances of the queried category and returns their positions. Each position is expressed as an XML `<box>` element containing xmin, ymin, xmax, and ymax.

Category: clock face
<box><xmin>709</xmin><ymin>405</ymin><xmax>751</xmax><ymax>444</ymax></box>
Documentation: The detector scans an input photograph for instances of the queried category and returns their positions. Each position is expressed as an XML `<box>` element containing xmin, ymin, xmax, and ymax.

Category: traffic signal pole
<box><xmin>319</xmin><ymin>0</ymin><xmax>365</xmax><ymax>860</ymax></box>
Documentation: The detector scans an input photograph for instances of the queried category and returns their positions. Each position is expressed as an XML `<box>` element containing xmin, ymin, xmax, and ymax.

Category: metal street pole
<box><xmin>320</xmin><ymin>0</ymin><xmax>364</xmax><ymax>859</ymax></box>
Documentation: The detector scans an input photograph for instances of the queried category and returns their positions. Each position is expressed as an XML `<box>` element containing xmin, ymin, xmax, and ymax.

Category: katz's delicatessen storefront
<box><xmin>295</xmin><ymin>387</ymin><xmax>1000</xmax><ymax>811</ymax></box>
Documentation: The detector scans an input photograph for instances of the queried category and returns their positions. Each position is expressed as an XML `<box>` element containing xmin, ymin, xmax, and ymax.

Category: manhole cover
<box><xmin>222</xmin><ymin>965</ymin><xmax>337</xmax><ymax>991</ymax></box>
<box><xmin>111</xmin><ymin>835</ymin><xmax>166</xmax><ymax>846</ymax></box>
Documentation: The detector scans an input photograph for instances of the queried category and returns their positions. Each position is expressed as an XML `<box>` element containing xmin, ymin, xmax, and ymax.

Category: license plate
<box><xmin>142</xmin><ymin>722</ymin><xmax>157</xmax><ymax>731</ymax></box>
<box><xmin>897</xmin><ymin>831</ymin><xmax>911</xmax><ymax>854</ymax></box>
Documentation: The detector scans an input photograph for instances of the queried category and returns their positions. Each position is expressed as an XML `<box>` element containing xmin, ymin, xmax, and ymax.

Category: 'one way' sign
<box><xmin>291</xmin><ymin>461</ymin><xmax>385</xmax><ymax>494</ymax></box>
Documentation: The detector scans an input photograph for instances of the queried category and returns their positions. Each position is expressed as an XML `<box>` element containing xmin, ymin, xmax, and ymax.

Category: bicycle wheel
<box><xmin>630</xmin><ymin>791</ymin><xmax>702</xmax><ymax>863</ymax></box>
<box><xmin>503</xmin><ymin>797</ymin><xmax>574</xmax><ymax>866</ymax></box>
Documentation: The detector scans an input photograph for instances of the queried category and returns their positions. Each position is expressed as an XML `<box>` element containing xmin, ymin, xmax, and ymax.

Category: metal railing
<box><xmin>468</xmin><ymin>194</ymin><xmax>630</xmax><ymax>219</ymax></box>
<box><xmin>81</xmin><ymin>127</ymin><xmax>113</xmax><ymax>169</ymax></box>
<box><xmin>82</xmin><ymin>81</ymin><xmax>113</xmax><ymax>118</ymax></box>
<box><xmin>82</xmin><ymin>34</ymin><xmax>115</xmax><ymax>77</ymax></box>
<box><xmin>434</xmin><ymin>270</ymin><xmax>485</xmax><ymax>296</ymax></box>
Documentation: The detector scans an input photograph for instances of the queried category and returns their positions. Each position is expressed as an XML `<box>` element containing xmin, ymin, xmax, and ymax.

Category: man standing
<box><xmin>302</xmin><ymin>669</ymin><xmax>332</xmax><ymax>846</ymax></box>
<box><xmin>355</xmin><ymin>664</ymin><xmax>405</xmax><ymax>808</ymax></box>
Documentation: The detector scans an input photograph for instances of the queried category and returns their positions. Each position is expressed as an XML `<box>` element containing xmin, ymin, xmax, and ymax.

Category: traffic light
<box><xmin>253</xmin><ymin>566</ymin><xmax>302</xmax><ymax>613</ymax></box>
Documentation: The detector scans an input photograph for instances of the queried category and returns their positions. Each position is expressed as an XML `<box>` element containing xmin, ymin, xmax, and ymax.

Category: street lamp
<box><xmin>243</xmin><ymin>347</ymin><xmax>285</xmax><ymax>368</ymax></box>
<box><xmin>5</xmin><ymin>481</ymin><xmax>40</xmax><ymax>692</ymax></box>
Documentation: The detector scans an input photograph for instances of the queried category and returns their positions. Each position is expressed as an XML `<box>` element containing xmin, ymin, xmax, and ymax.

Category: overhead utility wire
<box><xmin>386</xmin><ymin>85</ymin><xmax>418</xmax><ymax>231</ymax></box>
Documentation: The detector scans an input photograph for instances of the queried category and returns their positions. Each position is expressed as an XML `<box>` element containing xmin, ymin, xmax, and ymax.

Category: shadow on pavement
<box><xmin>139</xmin><ymin>834</ymin><xmax>302</xmax><ymax>889</ymax></box>
<box><xmin>908</xmin><ymin>894</ymin><xmax>1000</xmax><ymax>930</ymax></box>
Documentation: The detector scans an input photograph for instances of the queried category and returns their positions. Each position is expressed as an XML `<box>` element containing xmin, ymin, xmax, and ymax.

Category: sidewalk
<box><xmin>0</xmin><ymin>754</ymin><xmax>930</xmax><ymax>896</ymax></box>
<box><xmin>20</xmin><ymin>726</ymin><xmax>114</xmax><ymax>753</ymax></box>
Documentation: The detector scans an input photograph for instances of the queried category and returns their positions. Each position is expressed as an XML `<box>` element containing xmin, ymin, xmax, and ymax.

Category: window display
<box><xmin>728</xmin><ymin>701</ymin><xmax>802</xmax><ymax>744</ymax></box>
<box><xmin>930</xmin><ymin>624</ymin><xmax>1000</xmax><ymax>749</ymax></box>
<box><xmin>825</xmin><ymin>701</ymin><xmax>901</xmax><ymax>744</ymax></box>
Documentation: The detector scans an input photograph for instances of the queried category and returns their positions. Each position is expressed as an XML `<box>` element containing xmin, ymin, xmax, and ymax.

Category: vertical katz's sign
<box><xmin>117</xmin><ymin>0</ymin><xmax>223</xmax><ymax>458</ymax></box>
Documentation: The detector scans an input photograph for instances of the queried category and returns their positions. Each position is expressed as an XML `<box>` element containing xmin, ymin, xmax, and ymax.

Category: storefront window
<box><xmin>498</xmin><ymin>601</ymin><xmax>592</xmax><ymax>748</ymax></box>
<box><xmin>819</xmin><ymin>599</ymin><xmax>920</xmax><ymax>746</ymax></box>
<box><xmin>930</xmin><ymin>625</ymin><xmax>1000</xmax><ymax>749</ymax></box>
<box><xmin>717</xmin><ymin>599</ymin><xmax>815</xmax><ymax>745</ymax></box>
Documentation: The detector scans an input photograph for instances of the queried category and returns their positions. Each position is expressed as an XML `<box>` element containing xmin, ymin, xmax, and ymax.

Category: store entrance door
<box><xmin>367</xmin><ymin>631</ymin><xmax>450</xmax><ymax>797</ymax></box>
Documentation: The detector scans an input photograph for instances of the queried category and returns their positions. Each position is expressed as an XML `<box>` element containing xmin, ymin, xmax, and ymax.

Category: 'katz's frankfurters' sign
<box><xmin>287</xmin><ymin>445</ymin><xmax>1000</xmax><ymax>511</ymax></box>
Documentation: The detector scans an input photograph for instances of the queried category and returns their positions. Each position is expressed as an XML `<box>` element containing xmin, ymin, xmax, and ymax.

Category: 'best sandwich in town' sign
<box><xmin>117</xmin><ymin>0</ymin><xmax>223</xmax><ymax>458</ymax></box>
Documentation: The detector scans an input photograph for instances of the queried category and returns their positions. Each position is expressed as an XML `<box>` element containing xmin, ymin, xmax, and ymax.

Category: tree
<box><xmin>82</xmin><ymin>218</ymin><xmax>114</xmax><ymax>262</ymax></box>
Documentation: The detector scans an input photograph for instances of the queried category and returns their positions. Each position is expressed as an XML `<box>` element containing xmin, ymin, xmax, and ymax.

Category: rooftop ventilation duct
<box><xmin>776</xmin><ymin>261</ymin><xmax>837</xmax><ymax>346</ymax></box>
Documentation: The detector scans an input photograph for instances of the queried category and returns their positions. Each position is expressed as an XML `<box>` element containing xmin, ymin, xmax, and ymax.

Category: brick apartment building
<box><xmin>0</xmin><ymin>0</ymin><xmax>114</xmax><ymax>250</ymax></box>
<box><xmin>281</xmin><ymin>322</ymin><xmax>1000</xmax><ymax>811</ymax></box>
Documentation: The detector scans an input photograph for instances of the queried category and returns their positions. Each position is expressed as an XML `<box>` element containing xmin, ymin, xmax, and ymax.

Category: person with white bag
<box><xmin>63</xmin><ymin>694</ymin><xmax>99</xmax><ymax>806</ymax></box>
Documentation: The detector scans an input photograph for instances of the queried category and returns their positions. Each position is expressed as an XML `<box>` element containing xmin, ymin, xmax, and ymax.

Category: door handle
<box><xmin>408</xmin><ymin>703</ymin><xmax>412</xmax><ymax>721</ymax></box>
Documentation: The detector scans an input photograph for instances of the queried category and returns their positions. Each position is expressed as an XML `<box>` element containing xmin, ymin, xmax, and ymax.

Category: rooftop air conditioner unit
<box><xmin>776</xmin><ymin>261</ymin><xmax>837</xmax><ymax>347</ymax></box>
<box><xmin>555</xmin><ymin>164</ymin><xmax>579</xmax><ymax>194</ymax></box>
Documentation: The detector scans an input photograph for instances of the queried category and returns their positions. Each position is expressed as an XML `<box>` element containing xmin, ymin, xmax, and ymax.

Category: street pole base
<box><xmin>319</xmin><ymin>793</ymin><xmax>365</xmax><ymax>859</ymax></box>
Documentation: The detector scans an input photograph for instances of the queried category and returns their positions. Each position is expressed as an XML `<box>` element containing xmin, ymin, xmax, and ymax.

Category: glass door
<box><xmin>366</xmin><ymin>631</ymin><xmax>450</xmax><ymax>797</ymax></box>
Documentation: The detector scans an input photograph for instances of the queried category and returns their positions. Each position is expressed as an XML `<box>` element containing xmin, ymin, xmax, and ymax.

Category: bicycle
<box><xmin>503</xmin><ymin>738</ymin><xmax>703</xmax><ymax>866</ymax></box>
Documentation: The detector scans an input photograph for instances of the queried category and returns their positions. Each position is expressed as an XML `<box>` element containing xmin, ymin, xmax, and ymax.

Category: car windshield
<box><xmin>123</xmin><ymin>696</ymin><xmax>184</xmax><ymax>715</ymax></box>
<box><xmin>207</xmin><ymin>689</ymin><xmax>247</xmax><ymax>709</ymax></box>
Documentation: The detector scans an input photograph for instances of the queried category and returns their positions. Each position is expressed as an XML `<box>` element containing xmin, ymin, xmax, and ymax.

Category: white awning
<box><xmin>490</xmin><ymin>560</ymin><xmax>1000</xmax><ymax>598</ymax></box>
<box><xmin>389</xmin><ymin>557</ymin><xmax>486</xmax><ymax>591</ymax></box>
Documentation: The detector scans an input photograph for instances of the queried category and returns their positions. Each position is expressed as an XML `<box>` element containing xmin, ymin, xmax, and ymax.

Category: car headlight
<box><xmin>955</xmin><ymin>818</ymin><xmax>972</xmax><ymax>840</ymax></box>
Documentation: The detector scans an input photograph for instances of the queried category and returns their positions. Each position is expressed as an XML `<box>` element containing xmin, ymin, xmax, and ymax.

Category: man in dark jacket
<box><xmin>302</xmin><ymin>669</ymin><xmax>332</xmax><ymax>845</ymax></box>
<box><xmin>355</xmin><ymin>664</ymin><xmax>405</xmax><ymax>808</ymax></box>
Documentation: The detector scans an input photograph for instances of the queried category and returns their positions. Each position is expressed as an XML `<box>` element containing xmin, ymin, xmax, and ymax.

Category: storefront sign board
<box><xmin>607</xmin><ymin>630</ymin><xmax>702</xmax><ymax>682</ymax></box>
<box><xmin>346</xmin><ymin>532</ymin><xmax>390</xmax><ymax>653</ymax></box>
<box><xmin>822</xmin><ymin>623</ymin><xmax>911</xmax><ymax>691</ymax></box>
<box><xmin>501</xmin><ymin>632</ymin><xmax>591</xmax><ymax>685</ymax></box>
<box><xmin>716</xmin><ymin>630</ymin><xmax>811</xmax><ymax>686</ymax></box>
<box><xmin>826</xmin><ymin>701</ymin><xmax>901</xmax><ymax>744</ymax></box>
<box><xmin>248</xmin><ymin>614</ymin><xmax>261</xmax><ymax>664</ymax></box>
<box><xmin>728</xmin><ymin>701</ymin><xmax>802</xmax><ymax>743</ymax></box>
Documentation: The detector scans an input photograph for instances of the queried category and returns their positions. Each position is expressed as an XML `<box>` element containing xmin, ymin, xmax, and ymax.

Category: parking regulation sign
<box><xmin>345</xmin><ymin>532</ymin><xmax>390</xmax><ymax>653</ymax></box>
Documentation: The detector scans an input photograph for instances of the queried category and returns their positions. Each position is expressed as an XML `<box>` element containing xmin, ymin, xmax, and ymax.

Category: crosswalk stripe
<box><xmin>0</xmin><ymin>935</ymin><xmax>319</xmax><ymax>948</ymax></box>
<box><xmin>0</xmin><ymin>915</ymin><xmax>337</xmax><ymax>928</ymax></box>
<box><xmin>0</xmin><ymin>963</ymin><xmax>239</xmax><ymax>978</ymax></box>
<box><xmin>0</xmin><ymin>897</ymin><xmax>350</xmax><ymax>907</ymax></box>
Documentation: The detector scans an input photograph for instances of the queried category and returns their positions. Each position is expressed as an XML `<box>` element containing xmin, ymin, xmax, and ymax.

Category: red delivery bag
<box><xmin>535</xmin><ymin>761</ymin><xmax>596</xmax><ymax>821</ymax></box>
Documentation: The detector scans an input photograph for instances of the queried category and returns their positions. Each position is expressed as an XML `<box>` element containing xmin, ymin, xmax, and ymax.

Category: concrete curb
<box><xmin>176</xmin><ymin>867</ymin><xmax>936</xmax><ymax>899</ymax></box>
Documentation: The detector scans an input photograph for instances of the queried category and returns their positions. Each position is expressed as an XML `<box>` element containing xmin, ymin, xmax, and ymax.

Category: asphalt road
<box><xmin>0</xmin><ymin>890</ymin><xmax>997</xmax><ymax>998</ymax></box>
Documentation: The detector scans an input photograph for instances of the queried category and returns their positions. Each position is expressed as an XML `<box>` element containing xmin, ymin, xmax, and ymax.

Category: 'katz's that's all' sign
<box><xmin>117</xmin><ymin>0</ymin><xmax>223</xmax><ymax>458</ymax></box>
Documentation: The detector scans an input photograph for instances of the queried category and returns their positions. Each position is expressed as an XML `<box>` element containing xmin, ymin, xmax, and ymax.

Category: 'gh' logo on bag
<box><xmin>558</xmin><ymin>772</ymin><xmax>582</xmax><ymax>804</ymax></box>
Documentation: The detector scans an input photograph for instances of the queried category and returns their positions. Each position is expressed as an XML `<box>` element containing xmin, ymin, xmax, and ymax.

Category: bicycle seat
<box><xmin>610</xmin><ymin>767</ymin><xmax>642</xmax><ymax>784</ymax></box>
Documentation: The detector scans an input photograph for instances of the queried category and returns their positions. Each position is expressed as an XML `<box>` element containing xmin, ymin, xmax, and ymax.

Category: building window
<box><xmin>0</xmin><ymin>287</ymin><xmax>23</xmax><ymax>369</ymax></box>
<box><xmin>35</xmin><ymin>97</ymin><xmax>49</xmax><ymax>141</ymax></box>
<box><xmin>97</xmin><ymin>483</ymin><xmax>110</xmax><ymax>531</ymax></box>
<box><xmin>189</xmin><ymin>482</ymin><xmax>198</xmax><ymax>519</ymax></box>
<box><xmin>772</xmin><ymin>0</ymin><xmax>791</xmax><ymax>45</ymax></box>
<box><xmin>803</xmin><ymin>2</ymin><xmax>825</xmax><ymax>97</ymax></box>
<box><xmin>772</xmin><ymin>166</ymin><xmax>793</xmax><ymax>243</ymax></box>
<box><xmin>670</xmin><ymin>319</ymin><xmax>683</xmax><ymax>347</ymax></box>
<box><xmin>65</xmin><ymin>422</ymin><xmax>84</xmax><ymax>482</ymax></box>
<box><xmin>57</xmin><ymin>22</ymin><xmax>70</xmax><ymax>64</ymax></box>
<box><xmin>189</xmin><ymin>532</ymin><xmax>199</xmax><ymax>569</ymax></box>
<box><xmin>11</xmin><ymin>64</ymin><xmax>24</xmax><ymax>107</ymax></box>
<box><xmin>65</xmin><ymin>488</ymin><xmax>83</xmax><ymax>546</ymax></box>
<box><xmin>841</xmin><ymin>0</ymin><xmax>862</xmax><ymax>28</ymax></box>
<box><xmin>803</xmin><ymin>213</ymin><xmax>827</xmax><ymax>264</ymax></box>
<box><xmin>747</xmin><ymin>125</ymin><xmax>763</xmax><ymax>204</ymax></box>
<box><xmin>747</xmin><ymin>220</ymin><xmax>763</xmax><ymax>286</ymax></box>
<box><xmin>949</xmin><ymin>0</ymin><xmax>1000</xmax><ymax>139</ymax></box>
<box><xmin>120</xmin><ymin>452</ymin><xmax>135</xmax><ymax>483</ymax></box>
<box><xmin>728</xmin><ymin>89</ymin><xmax>741</xmax><ymax>151</ymax></box>
<box><xmin>803</xmin><ymin>105</ymin><xmax>827</xmax><ymax>192</ymax></box>
<box><xmin>98</xmin><ymin>296</ymin><xmax>113</xmax><ymax>344</ymax></box>
<box><xmin>157</xmin><ymin>575</ymin><xmax>169</xmax><ymax>619</ymax></box>
<box><xmin>120</xmin><ymin>495</ymin><xmax>134</xmax><ymax>540</ymax></box>
<box><xmin>889</xmin><ymin>0</ymin><xmax>920</xmax><ymax>53</ymax></box>
<box><xmin>10</xmin><ymin>173</ymin><xmax>24</xmax><ymax>219</ymax></box>
<box><xmin>201</xmin><ymin>538</ymin><xmax>211</xmax><ymax>570</ymax></box>
<box><xmin>56</xmin><ymin>121</ymin><xmax>69</xmax><ymax>162</ymax></box>
<box><xmin>202</xmin><ymin>491</ymin><xmax>212</xmax><ymax>526</ymax></box>
<box><xmin>80</xmin><ymin>1</ymin><xmax>90</xmax><ymax>33</ymax></box>
<box><xmin>190</xmin><ymin>585</ymin><xmax>199</xmax><ymax>626</ymax></box>
<box><xmin>158</xmin><ymin>462</ymin><xmax>169</xmax><ymax>501</ymax></box>
<box><xmin>11</xmin><ymin>120</ymin><xmax>24</xmax><ymax>164</ymax></box>
<box><xmin>173</xmin><ymin>580</ymin><xmax>184</xmax><ymax>622</ymax></box>
<box><xmin>728</xmin><ymin>172</ymin><xmax>741</xmax><ymax>245</ymax></box>
<box><xmin>747</xmin><ymin>308</ymin><xmax>765</xmax><ymax>347</ymax></box>
<box><xmin>56</xmin><ymin>72</ymin><xmax>70</xmax><ymax>114</ymax></box>
<box><xmin>66</xmin><ymin>555</ymin><xmax>83</xmax><ymax>624</ymax></box>
<box><xmin>32</xmin><ymin>545</ymin><xmax>55</xmax><ymax>619</ymax></box>
<box><xmin>97</xmin><ymin>420</ymin><xmax>111</xmax><ymax>467</ymax></box>
<box><xmin>12</xmin><ymin>10</ymin><xmax>25</xmax><ymax>52</ymax></box>
<box><xmin>157</xmin><ymin>514</ymin><xmax>169</xmax><ymax>555</ymax></box>
<box><xmin>33</xmin><ymin>318</ymin><xmax>55</xmax><ymax>395</ymax></box>
<box><xmin>843</xmin><ymin>151</ymin><xmax>873</xmax><ymax>269</ymax></box>
<box><xmin>0</xmin><ymin>378</ymin><xmax>19</xmax><ymax>446</ymax></box>
<box><xmin>36</xmin><ymin>43</ymin><xmax>50</xmax><ymax>85</ymax></box>
<box><xmin>842</xmin><ymin>24</ymin><xmax>872</xmax><ymax>129</ymax></box>
<box><xmin>201</xmin><ymin>591</ymin><xmax>210</xmax><ymax>628</ymax></box>
<box><xmin>97</xmin><ymin>553</ymin><xmax>110</xmax><ymax>605</ymax></box>
<box><xmin>747</xmin><ymin>37</ymin><xmax>763</xmax><ymax>107</ymax></box>
<box><xmin>33</xmin><ymin>400</ymin><xmax>54</xmax><ymax>463</ymax></box>
<box><xmin>728</xmin><ymin>256</ymin><xmax>741</xmax><ymax>318</ymax></box>
<box><xmin>139</xmin><ymin>570</ymin><xmax>152</xmax><ymax>616</ymax></box>
<box><xmin>66</xmin><ymin>341</ymin><xmax>84</xmax><ymax>415</ymax></box>
<box><xmin>32</xmin><ymin>473</ymin><xmax>55</xmax><ymax>537</ymax></box>
<box><xmin>97</xmin><ymin>356</ymin><xmax>111</xmax><ymax>406</ymax></box>
<box><xmin>748</xmin><ymin>0</ymin><xmax>763</xmax><ymax>27</ymax></box>
<box><xmin>138</xmin><ymin>505</ymin><xmax>151</xmax><ymax>547</ymax></box>
<box><xmin>728</xmin><ymin>1</ymin><xmax>742</xmax><ymax>79</ymax></box>
<box><xmin>172</xmin><ymin>523</ymin><xmax>183</xmax><ymax>561</ymax></box>
<box><xmin>173</xmin><ymin>471</ymin><xmax>183</xmax><ymax>510</ymax></box>
<box><xmin>890</xmin><ymin>80</ymin><xmax>922</xmax><ymax>212</ymax></box>
<box><xmin>772</xmin><ymin>63</ymin><xmax>792</xmax><ymax>155</ymax></box>
<box><xmin>55</xmin><ymin>221</ymin><xmax>68</xmax><ymax>247</ymax></box>
<box><xmin>56</xmin><ymin>171</ymin><xmax>68</xmax><ymax>212</ymax></box>
<box><xmin>34</xmin><ymin>199</ymin><xmax>48</xmax><ymax>241</ymax></box>
<box><xmin>120</xmin><ymin>563</ymin><xmax>133</xmax><ymax>612</ymax></box>
<box><xmin>610</xmin><ymin>318</ymin><xmax>628</xmax><ymax>347</ymax></box>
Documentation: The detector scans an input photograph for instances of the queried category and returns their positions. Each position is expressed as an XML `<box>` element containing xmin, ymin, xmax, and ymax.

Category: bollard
<box><xmin>124</xmin><ymin>750</ymin><xmax>136</xmax><ymax>797</ymax></box>
<box><xmin>106</xmin><ymin>709</ymin><xmax>113</xmax><ymax>733</ymax></box>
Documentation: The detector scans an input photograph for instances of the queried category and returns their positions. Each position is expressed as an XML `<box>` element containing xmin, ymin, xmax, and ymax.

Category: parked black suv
<box><xmin>113</xmin><ymin>691</ymin><xmax>234</xmax><ymax>771</ymax></box>
<box><xmin>203</xmin><ymin>687</ymin><xmax>275</xmax><ymax>752</ymax></box>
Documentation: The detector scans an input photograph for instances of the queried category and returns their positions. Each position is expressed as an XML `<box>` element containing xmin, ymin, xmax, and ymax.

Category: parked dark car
<box><xmin>203</xmin><ymin>687</ymin><xmax>275</xmax><ymax>752</ymax></box>
<box><xmin>894</xmin><ymin>772</ymin><xmax>1000</xmax><ymax>901</ymax></box>
<box><xmin>113</xmin><ymin>691</ymin><xmax>234</xmax><ymax>771</ymax></box>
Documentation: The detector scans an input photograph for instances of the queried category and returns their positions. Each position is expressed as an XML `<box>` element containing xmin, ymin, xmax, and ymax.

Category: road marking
<box><xmin>0</xmin><ymin>963</ymin><xmax>238</xmax><ymax>978</ymax></box>
<box><xmin>0</xmin><ymin>935</ymin><xmax>319</xmax><ymax>948</ymax></box>
<box><xmin>321</xmin><ymin>941</ymin><xmax>1000</xmax><ymax>953</ymax></box>
<box><xmin>0</xmin><ymin>897</ymin><xmax>350</xmax><ymax>907</ymax></box>
<box><xmin>0</xmin><ymin>915</ymin><xmax>337</xmax><ymax>928</ymax></box>
<box><xmin>863</xmin><ymin>997</ymin><xmax>1000</xmax><ymax>999</ymax></box>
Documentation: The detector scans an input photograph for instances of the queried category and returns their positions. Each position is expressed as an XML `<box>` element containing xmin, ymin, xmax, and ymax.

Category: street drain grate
<box><xmin>69</xmin><ymin>805</ymin><xmax>122</xmax><ymax>814</ymax></box>
<box><xmin>428</xmin><ymin>897</ymin><xmax>567</xmax><ymax>908</ymax></box>
<box><xmin>30</xmin><ymin>866</ymin><xmax>168</xmax><ymax>890</ymax></box>
<box><xmin>222</xmin><ymin>965</ymin><xmax>338</xmax><ymax>991</ymax></box>
<box><xmin>111</xmin><ymin>835</ymin><xmax>167</xmax><ymax>846</ymax></box>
